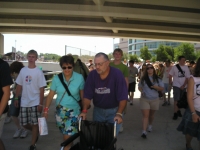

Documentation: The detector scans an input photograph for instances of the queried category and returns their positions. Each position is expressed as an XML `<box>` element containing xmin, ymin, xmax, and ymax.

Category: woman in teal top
<box><xmin>44</xmin><ymin>55</ymin><xmax>84</xmax><ymax>150</ymax></box>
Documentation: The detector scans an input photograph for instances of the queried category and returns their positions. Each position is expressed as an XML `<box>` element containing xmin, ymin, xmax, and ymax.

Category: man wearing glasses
<box><xmin>79</xmin><ymin>52</ymin><xmax>128</xmax><ymax>135</ymax></box>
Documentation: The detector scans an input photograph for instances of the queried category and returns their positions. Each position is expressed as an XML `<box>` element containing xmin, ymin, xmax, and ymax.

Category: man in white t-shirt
<box><xmin>162</xmin><ymin>60</ymin><xmax>172</xmax><ymax>106</ymax></box>
<box><xmin>15</xmin><ymin>50</ymin><xmax>46</xmax><ymax>150</ymax></box>
<box><xmin>169</xmin><ymin>56</ymin><xmax>190</xmax><ymax>120</ymax></box>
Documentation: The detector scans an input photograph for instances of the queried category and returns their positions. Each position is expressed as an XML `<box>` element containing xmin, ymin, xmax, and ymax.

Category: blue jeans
<box><xmin>93</xmin><ymin>106</ymin><xmax>122</xmax><ymax>136</ymax></box>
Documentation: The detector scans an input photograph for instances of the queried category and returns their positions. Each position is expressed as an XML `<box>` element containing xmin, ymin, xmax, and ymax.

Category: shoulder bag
<box><xmin>58</xmin><ymin>73</ymin><xmax>90</xmax><ymax>110</ymax></box>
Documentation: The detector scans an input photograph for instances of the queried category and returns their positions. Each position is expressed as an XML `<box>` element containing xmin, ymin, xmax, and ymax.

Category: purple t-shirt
<box><xmin>84</xmin><ymin>66</ymin><xmax>128</xmax><ymax>109</ymax></box>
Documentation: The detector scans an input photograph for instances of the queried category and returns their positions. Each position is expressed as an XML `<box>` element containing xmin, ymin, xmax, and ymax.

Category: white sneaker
<box><xmin>20</xmin><ymin>129</ymin><xmax>28</xmax><ymax>138</ymax></box>
<box><xmin>13</xmin><ymin>128</ymin><xmax>23</xmax><ymax>138</ymax></box>
<box><xmin>147</xmin><ymin>126</ymin><xmax>152</xmax><ymax>132</ymax></box>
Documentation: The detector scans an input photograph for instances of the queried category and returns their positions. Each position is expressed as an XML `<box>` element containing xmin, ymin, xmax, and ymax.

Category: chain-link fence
<box><xmin>65</xmin><ymin>45</ymin><xmax>96</xmax><ymax>63</ymax></box>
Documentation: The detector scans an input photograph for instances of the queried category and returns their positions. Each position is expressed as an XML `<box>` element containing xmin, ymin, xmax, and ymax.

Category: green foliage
<box><xmin>154</xmin><ymin>45</ymin><xmax>174</xmax><ymax>61</ymax></box>
<box><xmin>107</xmin><ymin>52</ymin><xmax>113</xmax><ymax>60</ymax></box>
<box><xmin>122</xmin><ymin>52</ymin><xmax>129</xmax><ymax>61</ymax></box>
<box><xmin>40</xmin><ymin>53</ymin><xmax>61</xmax><ymax>62</ymax></box>
<box><xmin>129</xmin><ymin>54</ymin><xmax>140</xmax><ymax>62</ymax></box>
<box><xmin>151</xmin><ymin>56</ymin><xmax>156</xmax><ymax>63</ymax></box>
<box><xmin>140</xmin><ymin>46</ymin><xmax>152</xmax><ymax>61</ymax></box>
<box><xmin>174</xmin><ymin>43</ymin><xmax>196</xmax><ymax>61</ymax></box>
<box><xmin>196</xmin><ymin>51</ymin><xmax>200</xmax><ymax>60</ymax></box>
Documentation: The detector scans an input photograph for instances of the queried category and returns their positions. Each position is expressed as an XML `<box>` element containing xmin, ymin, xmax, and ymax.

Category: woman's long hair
<box><xmin>141</xmin><ymin>64</ymin><xmax>160</xmax><ymax>86</ymax></box>
<box><xmin>193</xmin><ymin>57</ymin><xmax>200</xmax><ymax>77</ymax></box>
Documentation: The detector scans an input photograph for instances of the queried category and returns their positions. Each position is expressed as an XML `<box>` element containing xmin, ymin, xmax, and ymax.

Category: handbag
<box><xmin>58</xmin><ymin>73</ymin><xmax>90</xmax><ymax>110</ymax></box>
<box><xmin>177</xmin><ymin>92</ymin><xmax>188</xmax><ymax>109</ymax></box>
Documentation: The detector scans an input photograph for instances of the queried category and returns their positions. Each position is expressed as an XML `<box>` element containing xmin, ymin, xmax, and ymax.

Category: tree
<box><xmin>129</xmin><ymin>54</ymin><xmax>140</xmax><ymax>62</ymax></box>
<box><xmin>174</xmin><ymin>43</ymin><xmax>196</xmax><ymax>61</ymax></box>
<box><xmin>154</xmin><ymin>45</ymin><xmax>174</xmax><ymax>61</ymax></box>
<box><xmin>122</xmin><ymin>52</ymin><xmax>129</xmax><ymax>61</ymax></box>
<box><xmin>140</xmin><ymin>46</ymin><xmax>152</xmax><ymax>61</ymax></box>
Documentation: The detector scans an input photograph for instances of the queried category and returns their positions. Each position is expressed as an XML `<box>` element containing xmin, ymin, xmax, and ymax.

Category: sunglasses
<box><xmin>62</xmin><ymin>66</ymin><xmax>73</xmax><ymax>70</ymax></box>
<box><xmin>147</xmin><ymin>67</ymin><xmax>154</xmax><ymax>70</ymax></box>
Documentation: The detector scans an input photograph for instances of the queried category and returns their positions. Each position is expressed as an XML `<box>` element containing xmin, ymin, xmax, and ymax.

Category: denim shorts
<box><xmin>164</xmin><ymin>83</ymin><xmax>170</xmax><ymax>93</ymax></box>
<box><xmin>10</xmin><ymin>96</ymin><xmax>21</xmax><ymax>117</ymax></box>
<box><xmin>93</xmin><ymin>106</ymin><xmax>122</xmax><ymax>136</ymax></box>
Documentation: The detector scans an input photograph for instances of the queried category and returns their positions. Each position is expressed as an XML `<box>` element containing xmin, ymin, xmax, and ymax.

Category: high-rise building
<box><xmin>114</xmin><ymin>38</ymin><xmax>128</xmax><ymax>53</ymax></box>
<box><xmin>128</xmin><ymin>39</ymin><xmax>181</xmax><ymax>56</ymax></box>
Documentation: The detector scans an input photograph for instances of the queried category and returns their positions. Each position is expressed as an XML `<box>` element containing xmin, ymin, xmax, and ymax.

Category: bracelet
<box><xmin>43</xmin><ymin>107</ymin><xmax>49</xmax><ymax>112</ymax></box>
<box><xmin>191</xmin><ymin>112</ymin><xmax>196</xmax><ymax>115</ymax></box>
<box><xmin>82</xmin><ymin>109</ymin><xmax>87</xmax><ymax>113</ymax></box>
<box><xmin>116</xmin><ymin>113</ymin><xmax>123</xmax><ymax>117</ymax></box>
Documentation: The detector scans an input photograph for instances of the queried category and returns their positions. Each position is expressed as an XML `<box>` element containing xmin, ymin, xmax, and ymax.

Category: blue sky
<box><xmin>4</xmin><ymin>34</ymin><xmax>119</xmax><ymax>56</ymax></box>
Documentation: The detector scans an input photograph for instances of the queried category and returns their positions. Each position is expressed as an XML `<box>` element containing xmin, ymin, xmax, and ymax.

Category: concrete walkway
<box><xmin>2</xmin><ymin>91</ymin><xmax>199</xmax><ymax>150</ymax></box>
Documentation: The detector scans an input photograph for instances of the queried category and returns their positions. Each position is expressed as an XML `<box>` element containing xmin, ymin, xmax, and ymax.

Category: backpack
<box><xmin>77</xmin><ymin>59</ymin><xmax>88</xmax><ymax>81</ymax></box>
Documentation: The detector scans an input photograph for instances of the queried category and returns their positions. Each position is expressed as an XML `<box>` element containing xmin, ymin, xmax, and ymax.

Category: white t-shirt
<box><xmin>192</xmin><ymin>76</ymin><xmax>200</xmax><ymax>112</ymax></box>
<box><xmin>162</xmin><ymin>66</ymin><xmax>172</xmax><ymax>84</ymax></box>
<box><xmin>169</xmin><ymin>65</ymin><xmax>190</xmax><ymax>88</ymax></box>
<box><xmin>16</xmin><ymin>66</ymin><xmax>47</xmax><ymax>107</ymax></box>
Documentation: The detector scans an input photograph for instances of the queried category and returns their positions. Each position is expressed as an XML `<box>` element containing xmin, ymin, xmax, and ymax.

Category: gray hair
<box><xmin>95</xmin><ymin>52</ymin><xmax>109</xmax><ymax>61</ymax></box>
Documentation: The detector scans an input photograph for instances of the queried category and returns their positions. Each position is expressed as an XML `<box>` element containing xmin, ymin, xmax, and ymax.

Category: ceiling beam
<box><xmin>0</xmin><ymin>27</ymin><xmax>200</xmax><ymax>43</ymax></box>
<box><xmin>105</xmin><ymin>0</ymin><xmax>200</xmax><ymax>9</ymax></box>
<box><xmin>93</xmin><ymin>0</ymin><xmax>105</xmax><ymax>5</ymax></box>
<box><xmin>0</xmin><ymin>19</ymin><xmax>199</xmax><ymax>36</ymax></box>
<box><xmin>0</xmin><ymin>2</ymin><xmax>199</xmax><ymax>24</ymax></box>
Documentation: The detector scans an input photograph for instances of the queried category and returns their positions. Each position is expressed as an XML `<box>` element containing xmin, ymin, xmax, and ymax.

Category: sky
<box><xmin>3</xmin><ymin>34</ymin><xmax>119</xmax><ymax>56</ymax></box>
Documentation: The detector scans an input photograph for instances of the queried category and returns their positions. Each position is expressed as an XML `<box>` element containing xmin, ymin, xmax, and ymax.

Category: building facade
<box><xmin>128</xmin><ymin>39</ymin><xmax>181</xmax><ymax>56</ymax></box>
<box><xmin>114</xmin><ymin>38</ymin><xmax>128</xmax><ymax>53</ymax></box>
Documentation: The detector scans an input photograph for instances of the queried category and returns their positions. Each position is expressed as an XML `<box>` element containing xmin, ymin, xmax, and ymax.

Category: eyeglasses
<box><xmin>62</xmin><ymin>66</ymin><xmax>73</xmax><ymax>70</ymax></box>
<box><xmin>94</xmin><ymin>61</ymin><xmax>107</xmax><ymax>67</ymax></box>
<box><xmin>147</xmin><ymin>67</ymin><xmax>154</xmax><ymax>70</ymax></box>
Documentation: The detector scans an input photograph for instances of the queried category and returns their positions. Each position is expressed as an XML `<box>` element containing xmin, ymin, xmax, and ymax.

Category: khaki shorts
<box><xmin>140</xmin><ymin>98</ymin><xmax>160</xmax><ymax>110</ymax></box>
<box><xmin>0</xmin><ymin>113</ymin><xmax>6</xmax><ymax>137</ymax></box>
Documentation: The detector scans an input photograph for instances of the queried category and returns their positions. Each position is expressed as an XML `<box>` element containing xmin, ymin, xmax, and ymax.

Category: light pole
<box><xmin>15</xmin><ymin>40</ymin><xmax>17</xmax><ymax>60</ymax></box>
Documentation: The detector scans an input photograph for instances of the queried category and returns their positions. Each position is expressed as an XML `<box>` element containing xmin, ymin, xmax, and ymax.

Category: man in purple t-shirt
<box><xmin>79</xmin><ymin>52</ymin><xmax>128</xmax><ymax>135</ymax></box>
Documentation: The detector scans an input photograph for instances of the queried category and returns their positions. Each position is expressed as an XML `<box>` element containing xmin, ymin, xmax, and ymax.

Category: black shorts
<box><xmin>128</xmin><ymin>82</ymin><xmax>136</xmax><ymax>92</ymax></box>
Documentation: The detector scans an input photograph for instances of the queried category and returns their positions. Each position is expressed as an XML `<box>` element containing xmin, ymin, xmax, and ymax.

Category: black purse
<box><xmin>177</xmin><ymin>92</ymin><xmax>188</xmax><ymax>109</ymax></box>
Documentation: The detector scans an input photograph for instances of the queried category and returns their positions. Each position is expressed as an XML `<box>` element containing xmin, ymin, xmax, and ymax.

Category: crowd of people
<box><xmin>0</xmin><ymin>48</ymin><xmax>199</xmax><ymax>150</ymax></box>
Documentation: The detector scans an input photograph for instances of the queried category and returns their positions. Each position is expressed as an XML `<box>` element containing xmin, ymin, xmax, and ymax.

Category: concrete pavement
<box><xmin>2</xmin><ymin>90</ymin><xmax>199</xmax><ymax>150</ymax></box>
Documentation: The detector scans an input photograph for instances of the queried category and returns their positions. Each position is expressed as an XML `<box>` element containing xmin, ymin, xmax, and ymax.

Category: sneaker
<box><xmin>172</xmin><ymin>113</ymin><xmax>178</xmax><ymax>120</ymax></box>
<box><xmin>20</xmin><ymin>129</ymin><xmax>28</xmax><ymax>138</ymax></box>
<box><xmin>29</xmin><ymin>144</ymin><xmax>36</xmax><ymax>150</ymax></box>
<box><xmin>141</xmin><ymin>133</ymin><xmax>147</xmax><ymax>139</ymax></box>
<box><xmin>13</xmin><ymin>128</ymin><xmax>23</xmax><ymax>139</ymax></box>
<box><xmin>162</xmin><ymin>101</ymin><xmax>167</xmax><ymax>106</ymax></box>
<box><xmin>177</xmin><ymin>110</ymin><xmax>182</xmax><ymax>117</ymax></box>
<box><xmin>4</xmin><ymin>117</ymin><xmax>11</xmax><ymax>124</ymax></box>
<box><xmin>130</xmin><ymin>101</ymin><xmax>133</xmax><ymax>106</ymax></box>
<box><xmin>147</xmin><ymin>126</ymin><xmax>152</xmax><ymax>132</ymax></box>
